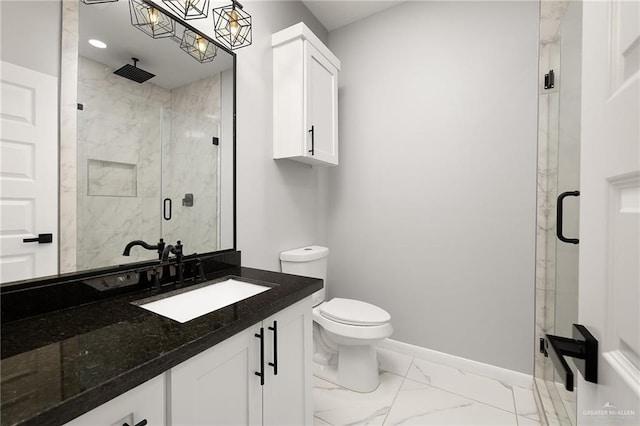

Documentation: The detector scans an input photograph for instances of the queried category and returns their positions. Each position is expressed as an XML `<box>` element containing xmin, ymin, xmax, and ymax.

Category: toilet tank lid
<box><xmin>280</xmin><ymin>246</ymin><xmax>329</xmax><ymax>262</ymax></box>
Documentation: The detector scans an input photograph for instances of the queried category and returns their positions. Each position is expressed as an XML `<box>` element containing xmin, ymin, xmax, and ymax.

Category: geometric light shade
<box><xmin>180</xmin><ymin>29</ymin><xmax>218</xmax><ymax>63</ymax></box>
<box><xmin>162</xmin><ymin>0</ymin><xmax>209</xmax><ymax>20</ymax></box>
<box><xmin>81</xmin><ymin>0</ymin><xmax>118</xmax><ymax>4</ymax></box>
<box><xmin>130</xmin><ymin>0</ymin><xmax>176</xmax><ymax>39</ymax></box>
<box><xmin>213</xmin><ymin>1</ymin><xmax>252</xmax><ymax>50</ymax></box>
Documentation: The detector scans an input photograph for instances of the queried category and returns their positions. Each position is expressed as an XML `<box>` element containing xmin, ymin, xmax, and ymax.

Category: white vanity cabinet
<box><xmin>273</xmin><ymin>23</ymin><xmax>341</xmax><ymax>167</ymax></box>
<box><xmin>170</xmin><ymin>296</ymin><xmax>313</xmax><ymax>425</ymax></box>
<box><xmin>64</xmin><ymin>374</ymin><xmax>165</xmax><ymax>426</ymax></box>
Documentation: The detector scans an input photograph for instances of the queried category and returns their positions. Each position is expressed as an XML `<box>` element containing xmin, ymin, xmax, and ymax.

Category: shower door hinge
<box><xmin>212</xmin><ymin>136</ymin><xmax>219</xmax><ymax>145</ymax></box>
<box><xmin>544</xmin><ymin>70</ymin><xmax>555</xmax><ymax>89</ymax></box>
<box><xmin>77</xmin><ymin>103</ymin><xmax>84</xmax><ymax>111</ymax></box>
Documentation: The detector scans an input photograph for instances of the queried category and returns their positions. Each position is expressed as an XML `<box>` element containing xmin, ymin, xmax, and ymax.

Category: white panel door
<box><xmin>578</xmin><ymin>0</ymin><xmax>640</xmax><ymax>424</ymax></box>
<box><xmin>0</xmin><ymin>61</ymin><xmax>58</xmax><ymax>283</ymax></box>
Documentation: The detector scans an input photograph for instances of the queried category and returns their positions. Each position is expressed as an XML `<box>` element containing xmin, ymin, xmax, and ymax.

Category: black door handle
<box><xmin>268</xmin><ymin>321</ymin><xmax>278</xmax><ymax>375</ymax></box>
<box><xmin>308</xmin><ymin>125</ymin><xmax>315</xmax><ymax>155</ymax></box>
<box><xmin>255</xmin><ymin>327</ymin><xmax>265</xmax><ymax>386</ymax></box>
<box><xmin>163</xmin><ymin>198</ymin><xmax>172</xmax><ymax>221</ymax></box>
<box><xmin>541</xmin><ymin>324</ymin><xmax>598</xmax><ymax>391</ymax></box>
<box><xmin>123</xmin><ymin>420</ymin><xmax>147</xmax><ymax>426</ymax></box>
<box><xmin>122</xmin><ymin>419</ymin><xmax>147</xmax><ymax>426</ymax></box>
<box><xmin>557</xmin><ymin>191</ymin><xmax>580</xmax><ymax>244</ymax></box>
<box><xmin>22</xmin><ymin>233</ymin><xmax>53</xmax><ymax>244</ymax></box>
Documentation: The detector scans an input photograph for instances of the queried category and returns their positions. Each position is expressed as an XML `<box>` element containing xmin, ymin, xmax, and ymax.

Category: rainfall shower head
<box><xmin>113</xmin><ymin>58</ymin><xmax>155</xmax><ymax>83</ymax></box>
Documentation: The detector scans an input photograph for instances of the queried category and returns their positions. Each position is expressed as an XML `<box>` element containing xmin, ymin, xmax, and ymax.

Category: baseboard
<box><xmin>376</xmin><ymin>338</ymin><xmax>534</xmax><ymax>389</ymax></box>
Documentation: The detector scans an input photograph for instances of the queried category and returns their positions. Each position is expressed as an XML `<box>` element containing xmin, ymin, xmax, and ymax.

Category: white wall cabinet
<box><xmin>171</xmin><ymin>296</ymin><xmax>313</xmax><ymax>425</ymax></box>
<box><xmin>273</xmin><ymin>23</ymin><xmax>341</xmax><ymax>167</ymax></box>
<box><xmin>64</xmin><ymin>374</ymin><xmax>165</xmax><ymax>426</ymax></box>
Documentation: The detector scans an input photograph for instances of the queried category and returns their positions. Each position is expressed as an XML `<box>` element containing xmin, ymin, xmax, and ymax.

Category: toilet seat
<box><xmin>313</xmin><ymin>299</ymin><xmax>393</xmax><ymax>342</ymax></box>
<box><xmin>319</xmin><ymin>298</ymin><xmax>391</xmax><ymax>326</ymax></box>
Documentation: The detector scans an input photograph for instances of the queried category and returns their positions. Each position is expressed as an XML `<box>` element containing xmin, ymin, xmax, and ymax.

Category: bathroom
<box><xmin>0</xmin><ymin>0</ymin><xmax>638</xmax><ymax>425</ymax></box>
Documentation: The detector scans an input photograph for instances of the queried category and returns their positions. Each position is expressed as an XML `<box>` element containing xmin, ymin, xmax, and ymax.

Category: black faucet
<box><xmin>161</xmin><ymin>240</ymin><xmax>183</xmax><ymax>263</ymax></box>
<box><xmin>161</xmin><ymin>241</ymin><xmax>184</xmax><ymax>284</ymax></box>
<box><xmin>123</xmin><ymin>239</ymin><xmax>165</xmax><ymax>259</ymax></box>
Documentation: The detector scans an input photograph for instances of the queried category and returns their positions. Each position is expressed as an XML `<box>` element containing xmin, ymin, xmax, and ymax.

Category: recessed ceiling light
<box><xmin>88</xmin><ymin>39</ymin><xmax>107</xmax><ymax>49</ymax></box>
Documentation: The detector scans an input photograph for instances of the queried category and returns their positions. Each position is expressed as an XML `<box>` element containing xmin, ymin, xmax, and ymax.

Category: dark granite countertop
<box><xmin>0</xmin><ymin>260</ymin><xmax>322</xmax><ymax>426</ymax></box>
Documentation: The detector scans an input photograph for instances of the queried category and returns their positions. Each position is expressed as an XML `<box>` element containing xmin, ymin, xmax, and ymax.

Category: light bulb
<box><xmin>195</xmin><ymin>35</ymin><xmax>207</xmax><ymax>53</ymax></box>
<box><xmin>148</xmin><ymin>7</ymin><xmax>159</xmax><ymax>25</ymax></box>
<box><xmin>229</xmin><ymin>9</ymin><xmax>239</xmax><ymax>37</ymax></box>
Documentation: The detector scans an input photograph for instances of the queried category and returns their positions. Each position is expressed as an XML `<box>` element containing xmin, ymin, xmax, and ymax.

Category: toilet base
<box><xmin>313</xmin><ymin>344</ymin><xmax>380</xmax><ymax>393</ymax></box>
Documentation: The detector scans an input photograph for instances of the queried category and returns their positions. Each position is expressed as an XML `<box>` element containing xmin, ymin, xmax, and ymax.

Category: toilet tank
<box><xmin>280</xmin><ymin>246</ymin><xmax>328</xmax><ymax>307</ymax></box>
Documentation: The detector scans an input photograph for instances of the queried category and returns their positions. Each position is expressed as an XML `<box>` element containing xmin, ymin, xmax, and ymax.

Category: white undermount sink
<box><xmin>137</xmin><ymin>278</ymin><xmax>271</xmax><ymax>323</ymax></box>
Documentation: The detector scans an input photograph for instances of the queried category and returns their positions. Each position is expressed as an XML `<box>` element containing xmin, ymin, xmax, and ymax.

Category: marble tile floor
<box><xmin>313</xmin><ymin>347</ymin><xmax>543</xmax><ymax>426</ymax></box>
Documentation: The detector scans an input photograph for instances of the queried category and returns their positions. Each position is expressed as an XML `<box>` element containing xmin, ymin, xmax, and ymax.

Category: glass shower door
<box><xmin>534</xmin><ymin>1</ymin><xmax>582</xmax><ymax>425</ymax></box>
<box><xmin>160</xmin><ymin>108</ymin><xmax>221</xmax><ymax>257</ymax></box>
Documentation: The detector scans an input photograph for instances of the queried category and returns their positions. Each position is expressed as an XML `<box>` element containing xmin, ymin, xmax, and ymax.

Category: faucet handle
<box><xmin>157</xmin><ymin>238</ymin><xmax>166</xmax><ymax>260</ymax></box>
<box><xmin>175</xmin><ymin>241</ymin><xmax>183</xmax><ymax>262</ymax></box>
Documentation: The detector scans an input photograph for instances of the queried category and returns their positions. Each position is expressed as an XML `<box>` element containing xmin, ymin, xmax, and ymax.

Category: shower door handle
<box><xmin>556</xmin><ymin>191</ymin><xmax>580</xmax><ymax>244</ymax></box>
<box><xmin>163</xmin><ymin>198</ymin><xmax>172</xmax><ymax>221</ymax></box>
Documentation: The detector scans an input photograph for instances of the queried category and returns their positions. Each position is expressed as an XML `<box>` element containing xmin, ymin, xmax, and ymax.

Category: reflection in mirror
<box><xmin>68</xmin><ymin>0</ymin><xmax>234</xmax><ymax>271</ymax></box>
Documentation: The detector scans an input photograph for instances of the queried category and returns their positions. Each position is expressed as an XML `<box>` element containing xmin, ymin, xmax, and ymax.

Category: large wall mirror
<box><xmin>0</xmin><ymin>0</ymin><xmax>235</xmax><ymax>285</ymax></box>
<box><xmin>65</xmin><ymin>0</ymin><xmax>235</xmax><ymax>273</ymax></box>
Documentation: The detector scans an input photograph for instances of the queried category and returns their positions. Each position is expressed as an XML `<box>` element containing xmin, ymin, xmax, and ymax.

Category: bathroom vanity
<box><xmin>0</xmin><ymin>252</ymin><xmax>321</xmax><ymax>426</ymax></box>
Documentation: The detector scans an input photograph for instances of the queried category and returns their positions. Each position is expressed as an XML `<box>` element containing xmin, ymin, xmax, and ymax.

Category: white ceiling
<box><xmin>302</xmin><ymin>0</ymin><xmax>405</xmax><ymax>32</ymax></box>
<box><xmin>79</xmin><ymin>1</ymin><xmax>233</xmax><ymax>90</ymax></box>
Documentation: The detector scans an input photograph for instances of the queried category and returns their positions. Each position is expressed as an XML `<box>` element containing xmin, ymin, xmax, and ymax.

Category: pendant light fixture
<box><xmin>163</xmin><ymin>0</ymin><xmax>209</xmax><ymax>21</ymax></box>
<box><xmin>212</xmin><ymin>0</ymin><xmax>252</xmax><ymax>50</ymax></box>
<box><xmin>130</xmin><ymin>0</ymin><xmax>176</xmax><ymax>39</ymax></box>
<box><xmin>81</xmin><ymin>0</ymin><xmax>118</xmax><ymax>4</ymax></box>
<box><xmin>180</xmin><ymin>29</ymin><xmax>218</xmax><ymax>63</ymax></box>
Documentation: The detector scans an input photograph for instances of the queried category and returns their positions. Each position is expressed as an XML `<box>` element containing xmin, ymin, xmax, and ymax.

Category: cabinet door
<box><xmin>171</xmin><ymin>327</ymin><xmax>262</xmax><ymax>425</ymax></box>
<box><xmin>64</xmin><ymin>374</ymin><xmax>165</xmax><ymax>426</ymax></box>
<box><xmin>263</xmin><ymin>297</ymin><xmax>313</xmax><ymax>426</ymax></box>
<box><xmin>305</xmin><ymin>42</ymin><xmax>339</xmax><ymax>165</ymax></box>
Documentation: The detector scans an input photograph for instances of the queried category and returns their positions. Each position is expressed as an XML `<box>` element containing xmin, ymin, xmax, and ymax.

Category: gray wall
<box><xmin>137</xmin><ymin>1</ymin><xmax>330</xmax><ymax>271</ymax></box>
<box><xmin>325</xmin><ymin>1</ymin><xmax>539</xmax><ymax>373</ymax></box>
<box><xmin>0</xmin><ymin>1</ymin><xmax>61</xmax><ymax>76</ymax></box>
<box><xmin>233</xmin><ymin>2</ymin><xmax>330</xmax><ymax>270</ymax></box>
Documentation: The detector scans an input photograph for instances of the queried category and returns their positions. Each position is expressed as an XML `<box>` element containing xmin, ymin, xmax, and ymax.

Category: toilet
<box><xmin>280</xmin><ymin>246</ymin><xmax>393</xmax><ymax>392</ymax></box>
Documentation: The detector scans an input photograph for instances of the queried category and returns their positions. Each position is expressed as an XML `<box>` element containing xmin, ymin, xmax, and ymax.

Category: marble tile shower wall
<box><xmin>77</xmin><ymin>56</ymin><xmax>169</xmax><ymax>269</ymax></box>
<box><xmin>162</xmin><ymin>74</ymin><xmax>221</xmax><ymax>254</ymax></box>
<box><xmin>60</xmin><ymin>0</ymin><xmax>79</xmax><ymax>273</ymax></box>
<box><xmin>76</xmin><ymin>57</ymin><xmax>221</xmax><ymax>270</ymax></box>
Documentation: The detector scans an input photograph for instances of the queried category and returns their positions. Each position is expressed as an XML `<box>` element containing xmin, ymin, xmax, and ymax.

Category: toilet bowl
<box><xmin>279</xmin><ymin>246</ymin><xmax>393</xmax><ymax>393</ymax></box>
<box><xmin>312</xmin><ymin>298</ymin><xmax>393</xmax><ymax>392</ymax></box>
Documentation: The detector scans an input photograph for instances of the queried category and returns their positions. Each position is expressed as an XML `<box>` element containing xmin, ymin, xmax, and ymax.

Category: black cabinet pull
<box><xmin>163</xmin><ymin>198</ymin><xmax>172</xmax><ymax>221</ymax></box>
<box><xmin>123</xmin><ymin>420</ymin><xmax>147</xmax><ymax>426</ymax></box>
<box><xmin>308</xmin><ymin>125</ymin><xmax>315</xmax><ymax>156</ymax></box>
<box><xmin>22</xmin><ymin>233</ymin><xmax>53</xmax><ymax>244</ymax></box>
<box><xmin>268</xmin><ymin>321</ymin><xmax>278</xmax><ymax>375</ymax></box>
<box><xmin>255</xmin><ymin>327</ymin><xmax>265</xmax><ymax>386</ymax></box>
<box><xmin>557</xmin><ymin>190</ymin><xmax>580</xmax><ymax>244</ymax></box>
